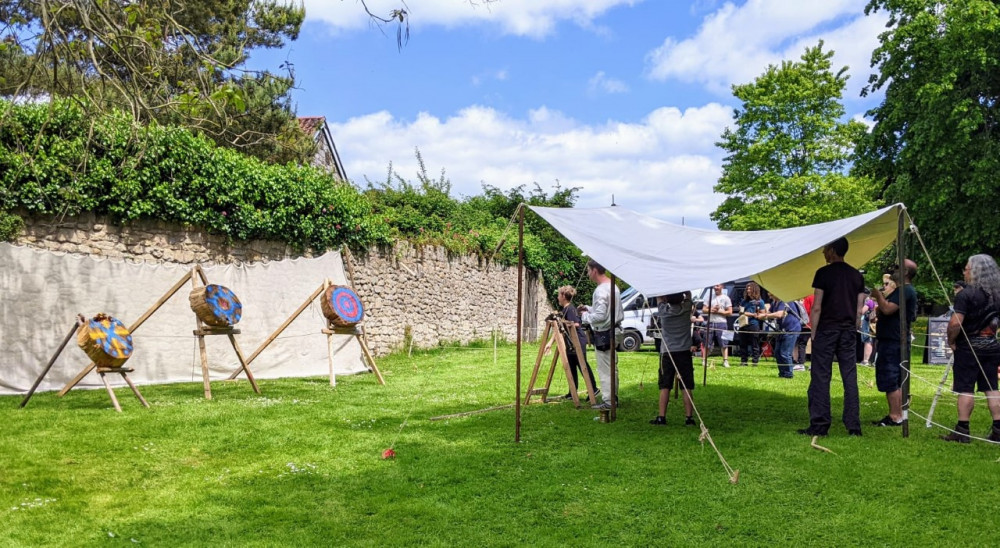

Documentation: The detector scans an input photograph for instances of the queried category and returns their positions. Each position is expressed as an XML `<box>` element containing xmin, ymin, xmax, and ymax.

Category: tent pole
<box><xmin>515</xmin><ymin>204</ymin><xmax>524</xmax><ymax>443</ymax></box>
<box><xmin>898</xmin><ymin>207</ymin><xmax>910</xmax><ymax>438</ymax></box>
<box><xmin>705</xmin><ymin>289</ymin><xmax>714</xmax><ymax>386</ymax></box>
<box><xmin>610</xmin><ymin>272</ymin><xmax>618</xmax><ymax>422</ymax></box>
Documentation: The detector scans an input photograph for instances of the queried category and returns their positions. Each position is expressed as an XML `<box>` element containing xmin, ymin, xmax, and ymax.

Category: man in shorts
<box><xmin>869</xmin><ymin>260</ymin><xmax>917</xmax><ymax>427</ymax></box>
<box><xmin>703</xmin><ymin>284</ymin><xmax>733</xmax><ymax>367</ymax></box>
<box><xmin>650</xmin><ymin>292</ymin><xmax>697</xmax><ymax>426</ymax></box>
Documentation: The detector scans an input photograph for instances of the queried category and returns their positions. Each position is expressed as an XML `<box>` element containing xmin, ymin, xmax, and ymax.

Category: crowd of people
<box><xmin>555</xmin><ymin>242</ymin><xmax>1000</xmax><ymax>445</ymax></box>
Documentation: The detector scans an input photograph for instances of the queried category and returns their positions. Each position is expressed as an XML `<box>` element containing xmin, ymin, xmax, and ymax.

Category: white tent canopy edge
<box><xmin>528</xmin><ymin>203</ymin><xmax>908</xmax><ymax>301</ymax></box>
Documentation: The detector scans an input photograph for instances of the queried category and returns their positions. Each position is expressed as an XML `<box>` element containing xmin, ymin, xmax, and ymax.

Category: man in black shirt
<box><xmin>798</xmin><ymin>237</ymin><xmax>866</xmax><ymax>437</ymax></box>
<box><xmin>943</xmin><ymin>254</ymin><xmax>1000</xmax><ymax>443</ymax></box>
<box><xmin>869</xmin><ymin>260</ymin><xmax>918</xmax><ymax>427</ymax></box>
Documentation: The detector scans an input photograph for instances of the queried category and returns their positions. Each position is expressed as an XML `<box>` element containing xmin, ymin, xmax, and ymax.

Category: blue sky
<box><xmin>247</xmin><ymin>0</ymin><xmax>888</xmax><ymax>227</ymax></box>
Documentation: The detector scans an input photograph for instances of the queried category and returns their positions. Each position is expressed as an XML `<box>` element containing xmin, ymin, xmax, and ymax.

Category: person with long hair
<box><xmin>943</xmin><ymin>254</ymin><xmax>1000</xmax><ymax>443</ymax></box>
<box><xmin>737</xmin><ymin>282</ymin><xmax>767</xmax><ymax>366</ymax></box>
<box><xmin>557</xmin><ymin>285</ymin><xmax>598</xmax><ymax>401</ymax></box>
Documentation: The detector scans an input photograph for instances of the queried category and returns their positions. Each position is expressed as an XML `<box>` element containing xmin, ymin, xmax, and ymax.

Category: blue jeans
<box><xmin>775</xmin><ymin>333</ymin><xmax>796</xmax><ymax>377</ymax></box>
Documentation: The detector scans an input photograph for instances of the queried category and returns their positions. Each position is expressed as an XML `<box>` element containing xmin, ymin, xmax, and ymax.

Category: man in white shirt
<box><xmin>579</xmin><ymin>260</ymin><xmax>624</xmax><ymax>410</ymax></box>
<box><xmin>703</xmin><ymin>284</ymin><xmax>733</xmax><ymax>367</ymax></box>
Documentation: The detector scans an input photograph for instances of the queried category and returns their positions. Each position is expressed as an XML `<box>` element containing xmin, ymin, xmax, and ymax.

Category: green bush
<box><xmin>0</xmin><ymin>100</ymin><xmax>589</xmax><ymax>304</ymax></box>
<box><xmin>0</xmin><ymin>98</ymin><xmax>391</xmax><ymax>250</ymax></box>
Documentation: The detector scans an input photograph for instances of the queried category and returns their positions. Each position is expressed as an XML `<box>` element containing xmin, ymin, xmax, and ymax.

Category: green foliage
<box><xmin>364</xmin><ymin>150</ymin><xmax>590</xmax><ymax>302</ymax></box>
<box><xmin>0</xmin><ymin>101</ymin><xmax>584</xmax><ymax>297</ymax></box>
<box><xmin>0</xmin><ymin>0</ymin><xmax>310</xmax><ymax>164</ymax></box>
<box><xmin>2</xmin><ymin>346</ymin><xmax>997</xmax><ymax>545</ymax></box>
<box><xmin>0</xmin><ymin>98</ymin><xmax>389</xmax><ymax>250</ymax></box>
<box><xmin>713</xmin><ymin>42</ymin><xmax>878</xmax><ymax>230</ymax></box>
<box><xmin>0</xmin><ymin>209</ymin><xmax>24</xmax><ymax>241</ymax></box>
<box><xmin>859</xmin><ymin>0</ymin><xmax>1000</xmax><ymax>279</ymax></box>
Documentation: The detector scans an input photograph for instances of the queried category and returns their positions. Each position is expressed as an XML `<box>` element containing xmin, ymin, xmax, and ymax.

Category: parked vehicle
<box><xmin>618</xmin><ymin>287</ymin><xmax>657</xmax><ymax>351</ymax></box>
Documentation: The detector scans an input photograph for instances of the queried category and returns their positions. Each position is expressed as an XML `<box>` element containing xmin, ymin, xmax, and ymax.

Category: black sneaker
<box><xmin>872</xmin><ymin>415</ymin><xmax>903</xmax><ymax>427</ymax></box>
<box><xmin>941</xmin><ymin>425</ymin><xmax>971</xmax><ymax>444</ymax></box>
<box><xmin>797</xmin><ymin>426</ymin><xmax>828</xmax><ymax>436</ymax></box>
<box><xmin>685</xmin><ymin>416</ymin><xmax>696</xmax><ymax>426</ymax></box>
<box><xmin>988</xmin><ymin>427</ymin><xmax>1000</xmax><ymax>443</ymax></box>
<box><xmin>848</xmin><ymin>429</ymin><xmax>863</xmax><ymax>437</ymax></box>
<box><xmin>649</xmin><ymin>416</ymin><xmax>666</xmax><ymax>426</ymax></box>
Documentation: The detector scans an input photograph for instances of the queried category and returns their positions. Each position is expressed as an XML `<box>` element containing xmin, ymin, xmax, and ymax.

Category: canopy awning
<box><xmin>529</xmin><ymin>204</ymin><xmax>907</xmax><ymax>301</ymax></box>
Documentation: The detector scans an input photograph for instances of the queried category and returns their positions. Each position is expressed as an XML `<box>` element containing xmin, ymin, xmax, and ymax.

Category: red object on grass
<box><xmin>382</xmin><ymin>448</ymin><xmax>396</xmax><ymax>460</ymax></box>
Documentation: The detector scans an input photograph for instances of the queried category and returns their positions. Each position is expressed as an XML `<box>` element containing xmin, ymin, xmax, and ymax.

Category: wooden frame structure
<box><xmin>523</xmin><ymin>317</ymin><xmax>597</xmax><ymax>408</ymax></box>
<box><xmin>226</xmin><ymin>278</ymin><xmax>383</xmax><ymax>386</ymax></box>
<box><xmin>21</xmin><ymin>316</ymin><xmax>150</xmax><ymax>412</ymax></box>
<box><xmin>53</xmin><ymin>265</ymin><xmax>259</xmax><ymax>403</ymax></box>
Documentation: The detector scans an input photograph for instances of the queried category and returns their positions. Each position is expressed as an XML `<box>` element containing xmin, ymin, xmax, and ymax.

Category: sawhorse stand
<box><xmin>193</xmin><ymin>325</ymin><xmax>259</xmax><ymax>400</ymax></box>
<box><xmin>321</xmin><ymin>324</ymin><xmax>384</xmax><ymax>387</ymax></box>
<box><xmin>524</xmin><ymin>317</ymin><xmax>597</xmax><ymax>408</ymax></box>
<box><xmin>97</xmin><ymin>366</ymin><xmax>150</xmax><ymax>412</ymax></box>
<box><xmin>189</xmin><ymin>267</ymin><xmax>259</xmax><ymax>400</ymax></box>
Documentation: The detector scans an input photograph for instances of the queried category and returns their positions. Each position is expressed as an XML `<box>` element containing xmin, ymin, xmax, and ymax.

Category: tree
<box><xmin>0</xmin><ymin>0</ymin><xmax>313</xmax><ymax>164</ymax></box>
<box><xmin>859</xmin><ymin>0</ymin><xmax>1000</xmax><ymax>276</ymax></box>
<box><xmin>712</xmin><ymin>42</ymin><xmax>876</xmax><ymax>230</ymax></box>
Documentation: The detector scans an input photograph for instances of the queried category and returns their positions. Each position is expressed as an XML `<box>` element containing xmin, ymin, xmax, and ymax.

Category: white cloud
<box><xmin>645</xmin><ymin>0</ymin><xmax>887</xmax><ymax>99</ymax></box>
<box><xmin>588</xmin><ymin>71</ymin><xmax>629</xmax><ymax>95</ymax></box>
<box><xmin>472</xmin><ymin>69</ymin><xmax>508</xmax><ymax>86</ymax></box>
<box><xmin>302</xmin><ymin>0</ymin><xmax>642</xmax><ymax>38</ymax></box>
<box><xmin>329</xmin><ymin>103</ymin><xmax>732</xmax><ymax>226</ymax></box>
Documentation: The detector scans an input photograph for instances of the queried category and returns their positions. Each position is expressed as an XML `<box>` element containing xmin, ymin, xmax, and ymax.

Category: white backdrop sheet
<box><xmin>0</xmin><ymin>244</ymin><xmax>366</xmax><ymax>395</ymax></box>
<box><xmin>530</xmin><ymin>204</ymin><xmax>906</xmax><ymax>301</ymax></box>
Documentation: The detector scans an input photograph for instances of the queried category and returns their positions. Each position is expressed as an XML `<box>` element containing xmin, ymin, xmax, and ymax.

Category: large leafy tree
<box><xmin>859</xmin><ymin>0</ymin><xmax>1000</xmax><ymax>275</ymax></box>
<box><xmin>0</xmin><ymin>0</ymin><xmax>314</xmax><ymax>164</ymax></box>
<box><xmin>712</xmin><ymin>42</ymin><xmax>876</xmax><ymax>230</ymax></box>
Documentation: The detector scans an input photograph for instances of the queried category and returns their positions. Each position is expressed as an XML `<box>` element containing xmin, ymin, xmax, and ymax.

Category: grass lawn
<box><xmin>2</xmin><ymin>342</ymin><xmax>998</xmax><ymax>546</ymax></box>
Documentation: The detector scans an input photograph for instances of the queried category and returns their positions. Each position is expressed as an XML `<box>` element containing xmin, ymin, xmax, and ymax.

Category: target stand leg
<box><xmin>98</xmin><ymin>370</ymin><xmax>123</xmax><ymax>412</ymax></box>
<box><xmin>323</xmin><ymin>325</ymin><xmax>385</xmax><ymax>385</ymax></box>
<box><xmin>96</xmin><ymin>367</ymin><xmax>148</xmax><ymax>411</ymax></box>
<box><xmin>326</xmin><ymin>332</ymin><xmax>336</xmax><ymax>387</ymax></box>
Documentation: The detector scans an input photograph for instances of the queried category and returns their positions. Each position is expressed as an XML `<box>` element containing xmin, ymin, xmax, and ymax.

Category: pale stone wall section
<box><xmin>14</xmin><ymin>213</ymin><xmax>550</xmax><ymax>355</ymax></box>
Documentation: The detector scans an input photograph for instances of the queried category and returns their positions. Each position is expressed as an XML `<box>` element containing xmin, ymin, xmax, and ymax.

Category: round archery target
<box><xmin>91</xmin><ymin>317</ymin><xmax>133</xmax><ymax>359</ymax></box>
<box><xmin>204</xmin><ymin>284</ymin><xmax>242</xmax><ymax>325</ymax></box>
<box><xmin>323</xmin><ymin>285</ymin><xmax>365</xmax><ymax>326</ymax></box>
<box><xmin>77</xmin><ymin>314</ymin><xmax>134</xmax><ymax>367</ymax></box>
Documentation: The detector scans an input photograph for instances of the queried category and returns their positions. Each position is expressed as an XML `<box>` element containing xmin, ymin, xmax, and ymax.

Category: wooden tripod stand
<box><xmin>226</xmin><ymin>278</ymin><xmax>383</xmax><ymax>386</ymax></box>
<box><xmin>55</xmin><ymin>265</ymin><xmax>260</xmax><ymax>402</ymax></box>
<box><xmin>523</xmin><ymin>316</ymin><xmax>597</xmax><ymax>408</ymax></box>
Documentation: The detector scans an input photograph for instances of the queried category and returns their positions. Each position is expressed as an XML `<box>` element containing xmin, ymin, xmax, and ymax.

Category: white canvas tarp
<box><xmin>529</xmin><ymin>203</ymin><xmax>906</xmax><ymax>300</ymax></box>
<box><xmin>0</xmin><ymin>244</ymin><xmax>367</xmax><ymax>395</ymax></box>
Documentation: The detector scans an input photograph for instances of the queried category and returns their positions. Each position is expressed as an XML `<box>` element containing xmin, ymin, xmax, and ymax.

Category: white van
<box><xmin>618</xmin><ymin>287</ymin><xmax>656</xmax><ymax>351</ymax></box>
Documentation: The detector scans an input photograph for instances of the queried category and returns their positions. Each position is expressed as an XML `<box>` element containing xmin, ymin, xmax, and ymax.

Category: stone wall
<box><xmin>13</xmin><ymin>213</ymin><xmax>551</xmax><ymax>355</ymax></box>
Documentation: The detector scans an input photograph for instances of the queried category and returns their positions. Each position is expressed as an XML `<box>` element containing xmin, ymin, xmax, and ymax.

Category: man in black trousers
<box><xmin>799</xmin><ymin>237</ymin><xmax>866</xmax><ymax>437</ymax></box>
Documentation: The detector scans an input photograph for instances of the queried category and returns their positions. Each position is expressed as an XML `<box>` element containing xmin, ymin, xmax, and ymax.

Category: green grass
<box><xmin>2</xmin><ymin>345</ymin><xmax>998</xmax><ymax>547</ymax></box>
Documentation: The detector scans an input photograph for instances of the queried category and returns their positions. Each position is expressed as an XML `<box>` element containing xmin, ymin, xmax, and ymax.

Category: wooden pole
<box><xmin>21</xmin><ymin>319</ymin><xmax>81</xmax><ymax>408</ymax></box>
<box><xmin>705</xmin><ymin>289</ymin><xmax>714</xmax><ymax>386</ymax></box>
<box><xmin>227</xmin><ymin>281</ymin><xmax>326</xmax><ymax>379</ymax></box>
<box><xmin>897</xmin><ymin>207</ymin><xmax>910</xmax><ymax>438</ymax></box>
<box><xmin>59</xmin><ymin>269</ymin><xmax>195</xmax><ymax>396</ymax></box>
<box><xmin>516</xmin><ymin>204</ymin><xmax>524</xmax><ymax>442</ymax></box>
<box><xmin>610</xmin><ymin>272</ymin><xmax>618</xmax><ymax>422</ymax></box>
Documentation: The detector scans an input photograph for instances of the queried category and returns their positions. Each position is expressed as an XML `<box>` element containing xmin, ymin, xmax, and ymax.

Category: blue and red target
<box><xmin>322</xmin><ymin>285</ymin><xmax>365</xmax><ymax>327</ymax></box>
<box><xmin>189</xmin><ymin>284</ymin><xmax>243</xmax><ymax>327</ymax></box>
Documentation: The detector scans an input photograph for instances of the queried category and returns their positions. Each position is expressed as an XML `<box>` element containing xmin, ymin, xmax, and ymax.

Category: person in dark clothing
<box><xmin>798</xmin><ymin>237</ymin><xmax>865</xmax><ymax>437</ymax></box>
<box><xmin>557</xmin><ymin>285</ymin><xmax>598</xmax><ymax>400</ymax></box>
<box><xmin>869</xmin><ymin>260</ymin><xmax>918</xmax><ymax>427</ymax></box>
<box><xmin>737</xmin><ymin>281</ymin><xmax>767</xmax><ymax>366</ymax></box>
<box><xmin>943</xmin><ymin>254</ymin><xmax>1000</xmax><ymax>443</ymax></box>
<box><xmin>764</xmin><ymin>295</ymin><xmax>802</xmax><ymax>379</ymax></box>
<box><xmin>650</xmin><ymin>291</ymin><xmax>697</xmax><ymax>426</ymax></box>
